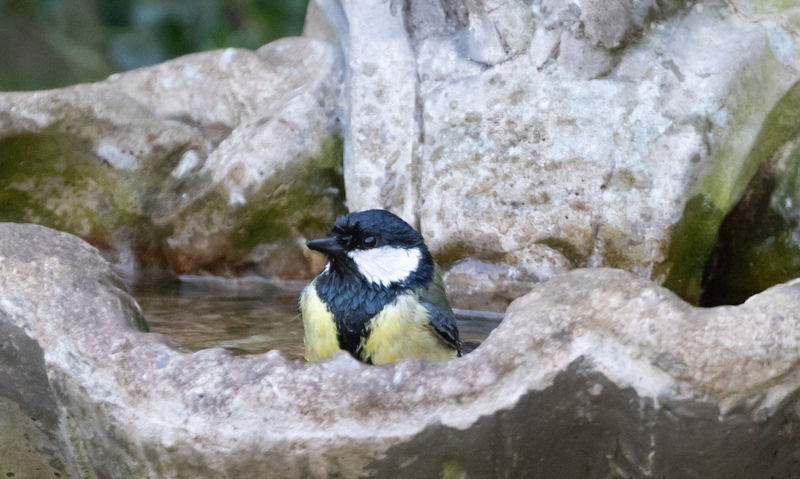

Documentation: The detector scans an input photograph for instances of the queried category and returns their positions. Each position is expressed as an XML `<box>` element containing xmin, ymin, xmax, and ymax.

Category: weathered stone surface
<box><xmin>532</xmin><ymin>0</ymin><xmax>682</xmax><ymax>79</ymax></box>
<box><xmin>0</xmin><ymin>37</ymin><xmax>346</xmax><ymax>281</ymax></box>
<box><xmin>729</xmin><ymin>0</ymin><xmax>800</xmax><ymax>22</ymax></box>
<box><xmin>0</xmin><ymin>84</ymin><xmax>209</xmax><ymax>277</ymax></box>
<box><xmin>303</xmin><ymin>0</ymin><xmax>340</xmax><ymax>44</ymax></box>
<box><xmin>106</xmin><ymin>47</ymin><xmax>302</xmax><ymax>130</ymax></box>
<box><xmin>442</xmin><ymin>258</ymin><xmax>548</xmax><ymax>312</ymax></box>
<box><xmin>332</xmin><ymin>0</ymin><xmax>419</xmax><ymax>224</ymax></box>
<box><xmin>3</xmin><ymin>223</ymin><xmax>800</xmax><ymax>477</ymax></box>
<box><xmin>4</xmin><ymin>0</ymin><xmax>800</xmax><ymax>307</ymax></box>
<box><xmin>0</xmin><ymin>313</ymin><xmax>77</xmax><ymax>478</ymax></box>
<box><xmin>310</xmin><ymin>0</ymin><xmax>800</xmax><ymax>307</ymax></box>
<box><xmin>146</xmin><ymin>40</ymin><xmax>346</xmax><ymax>279</ymax></box>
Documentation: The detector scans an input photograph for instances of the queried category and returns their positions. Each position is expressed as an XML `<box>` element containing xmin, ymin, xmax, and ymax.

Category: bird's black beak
<box><xmin>306</xmin><ymin>236</ymin><xmax>346</xmax><ymax>258</ymax></box>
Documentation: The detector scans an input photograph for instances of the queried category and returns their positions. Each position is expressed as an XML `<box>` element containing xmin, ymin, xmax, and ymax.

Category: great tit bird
<box><xmin>299</xmin><ymin>209</ymin><xmax>462</xmax><ymax>364</ymax></box>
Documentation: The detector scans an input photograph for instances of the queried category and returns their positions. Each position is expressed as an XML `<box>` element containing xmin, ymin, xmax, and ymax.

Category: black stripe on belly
<box><xmin>315</xmin><ymin>272</ymin><xmax>399</xmax><ymax>362</ymax></box>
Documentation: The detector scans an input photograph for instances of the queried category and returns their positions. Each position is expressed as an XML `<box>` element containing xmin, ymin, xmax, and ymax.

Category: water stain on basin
<box><xmin>132</xmin><ymin>277</ymin><xmax>501</xmax><ymax>360</ymax></box>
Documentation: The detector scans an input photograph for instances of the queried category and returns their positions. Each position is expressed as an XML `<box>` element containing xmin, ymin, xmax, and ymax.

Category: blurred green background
<box><xmin>0</xmin><ymin>0</ymin><xmax>308</xmax><ymax>91</ymax></box>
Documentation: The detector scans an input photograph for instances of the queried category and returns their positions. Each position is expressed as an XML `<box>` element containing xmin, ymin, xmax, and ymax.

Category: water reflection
<box><xmin>132</xmin><ymin>277</ymin><xmax>501</xmax><ymax>360</ymax></box>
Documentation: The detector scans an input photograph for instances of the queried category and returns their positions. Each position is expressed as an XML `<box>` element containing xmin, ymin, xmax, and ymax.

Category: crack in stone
<box><xmin>403</xmin><ymin>0</ymin><xmax>427</xmax><ymax>232</ymax></box>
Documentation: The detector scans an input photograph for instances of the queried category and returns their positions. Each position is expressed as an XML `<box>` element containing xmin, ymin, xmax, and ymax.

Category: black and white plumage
<box><xmin>299</xmin><ymin>209</ymin><xmax>461</xmax><ymax>364</ymax></box>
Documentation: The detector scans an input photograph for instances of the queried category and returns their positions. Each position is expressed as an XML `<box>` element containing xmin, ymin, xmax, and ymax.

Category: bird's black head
<box><xmin>306</xmin><ymin>209</ymin><xmax>433</xmax><ymax>289</ymax></box>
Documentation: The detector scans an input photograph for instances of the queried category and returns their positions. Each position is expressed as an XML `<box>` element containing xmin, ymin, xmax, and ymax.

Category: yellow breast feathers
<box><xmin>300</xmin><ymin>283</ymin><xmax>456</xmax><ymax>364</ymax></box>
<box><xmin>299</xmin><ymin>282</ymin><xmax>339</xmax><ymax>362</ymax></box>
<box><xmin>362</xmin><ymin>294</ymin><xmax>456</xmax><ymax>364</ymax></box>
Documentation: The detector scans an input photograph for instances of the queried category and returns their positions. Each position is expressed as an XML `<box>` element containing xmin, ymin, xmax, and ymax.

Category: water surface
<box><xmin>132</xmin><ymin>277</ymin><xmax>501</xmax><ymax>360</ymax></box>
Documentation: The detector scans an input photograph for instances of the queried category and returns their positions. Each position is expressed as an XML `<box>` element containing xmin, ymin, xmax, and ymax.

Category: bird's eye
<box><xmin>363</xmin><ymin>236</ymin><xmax>376</xmax><ymax>248</ymax></box>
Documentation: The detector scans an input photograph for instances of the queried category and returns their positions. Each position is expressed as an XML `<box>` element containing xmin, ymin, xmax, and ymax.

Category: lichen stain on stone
<box><xmin>442</xmin><ymin>460</ymin><xmax>467</xmax><ymax>479</ymax></box>
<box><xmin>537</xmin><ymin>237</ymin><xmax>590</xmax><ymax>269</ymax></box>
<box><xmin>747</xmin><ymin>0</ymin><xmax>800</xmax><ymax>14</ymax></box>
<box><xmin>433</xmin><ymin>240</ymin><xmax>510</xmax><ymax>268</ymax></box>
<box><xmin>609</xmin><ymin>168</ymin><xmax>642</xmax><ymax>190</ymax></box>
<box><xmin>594</xmin><ymin>226</ymin><xmax>639</xmax><ymax>272</ymax></box>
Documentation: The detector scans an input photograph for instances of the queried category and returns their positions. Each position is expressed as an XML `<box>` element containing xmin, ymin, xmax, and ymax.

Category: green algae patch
<box><xmin>701</xmin><ymin>142</ymin><xmax>800</xmax><ymax>305</ymax></box>
<box><xmin>442</xmin><ymin>460</ymin><xmax>467</xmax><ymax>479</ymax></box>
<box><xmin>0</xmin><ymin>130</ymin><xmax>178</xmax><ymax>277</ymax></box>
<box><xmin>745</xmin><ymin>0</ymin><xmax>800</xmax><ymax>13</ymax></box>
<box><xmin>164</xmin><ymin>136</ymin><xmax>345</xmax><ymax>278</ymax></box>
<box><xmin>0</xmin><ymin>131</ymin><xmax>141</xmax><ymax>240</ymax></box>
<box><xmin>728</xmin><ymin>82</ymin><xmax>800</xmax><ymax>205</ymax></box>
<box><xmin>230</xmin><ymin>136</ymin><xmax>345</xmax><ymax>251</ymax></box>
<box><xmin>697</xmin><ymin>77</ymin><xmax>800</xmax><ymax>212</ymax></box>
<box><xmin>707</xmin><ymin>232</ymin><xmax>800</xmax><ymax>305</ymax></box>
<box><xmin>659</xmin><ymin>194</ymin><xmax>725</xmax><ymax>305</ymax></box>
<box><xmin>658</xmin><ymin>80</ymin><xmax>800</xmax><ymax>304</ymax></box>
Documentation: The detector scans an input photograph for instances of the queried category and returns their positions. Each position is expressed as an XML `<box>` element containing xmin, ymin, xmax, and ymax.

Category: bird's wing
<box><xmin>418</xmin><ymin>266</ymin><xmax>462</xmax><ymax>356</ymax></box>
<box><xmin>421</xmin><ymin>302</ymin><xmax>462</xmax><ymax>356</ymax></box>
<box><xmin>420</xmin><ymin>265</ymin><xmax>451</xmax><ymax>311</ymax></box>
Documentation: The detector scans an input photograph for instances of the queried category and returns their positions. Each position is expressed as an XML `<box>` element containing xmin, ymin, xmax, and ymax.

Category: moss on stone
<box><xmin>731</xmin><ymin>82</ymin><xmax>800</xmax><ymax>202</ymax></box>
<box><xmin>0</xmin><ymin>131</ymin><xmax>143</xmax><ymax>241</ymax></box>
<box><xmin>433</xmin><ymin>241</ymin><xmax>509</xmax><ymax>267</ymax></box>
<box><xmin>537</xmin><ymin>237</ymin><xmax>590</xmax><ymax>268</ymax></box>
<box><xmin>594</xmin><ymin>226</ymin><xmax>637</xmax><ymax>272</ymax></box>
<box><xmin>442</xmin><ymin>460</ymin><xmax>467</xmax><ymax>479</ymax></box>
<box><xmin>748</xmin><ymin>0</ymin><xmax>800</xmax><ymax>13</ymax></box>
<box><xmin>697</xmin><ymin>75</ymin><xmax>800</xmax><ymax>211</ymax></box>
<box><xmin>658</xmin><ymin>80</ymin><xmax>800</xmax><ymax>304</ymax></box>
<box><xmin>701</xmin><ymin>142</ymin><xmax>800</xmax><ymax>305</ymax></box>
<box><xmin>659</xmin><ymin>194</ymin><xmax>725</xmax><ymax>305</ymax></box>
<box><xmin>0</xmin><ymin>129</ymin><xmax>180</xmax><ymax>277</ymax></box>
<box><xmin>0</xmin><ymin>124</ymin><xmax>344</xmax><ymax>279</ymax></box>
<box><xmin>230</xmin><ymin>136</ymin><xmax>345</xmax><ymax>252</ymax></box>
<box><xmin>719</xmin><ymin>233</ymin><xmax>800</xmax><ymax>300</ymax></box>
<box><xmin>161</xmin><ymin>136</ymin><xmax>345</xmax><ymax>276</ymax></box>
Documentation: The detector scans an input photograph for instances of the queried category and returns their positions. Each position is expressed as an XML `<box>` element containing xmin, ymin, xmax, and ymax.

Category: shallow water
<box><xmin>132</xmin><ymin>277</ymin><xmax>502</xmax><ymax>360</ymax></box>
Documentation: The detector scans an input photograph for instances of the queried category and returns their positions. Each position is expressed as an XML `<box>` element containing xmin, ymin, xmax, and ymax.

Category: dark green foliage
<box><xmin>0</xmin><ymin>0</ymin><xmax>307</xmax><ymax>91</ymax></box>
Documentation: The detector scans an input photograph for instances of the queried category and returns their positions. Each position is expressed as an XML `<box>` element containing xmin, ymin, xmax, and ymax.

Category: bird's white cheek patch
<box><xmin>348</xmin><ymin>246</ymin><xmax>421</xmax><ymax>286</ymax></box>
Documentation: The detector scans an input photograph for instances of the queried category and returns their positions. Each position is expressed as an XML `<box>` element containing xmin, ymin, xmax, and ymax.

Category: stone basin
<box><xmin>1</xmin><ymin>222</ymin><xmax>800</xmax><ymax>478</ymax></box>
